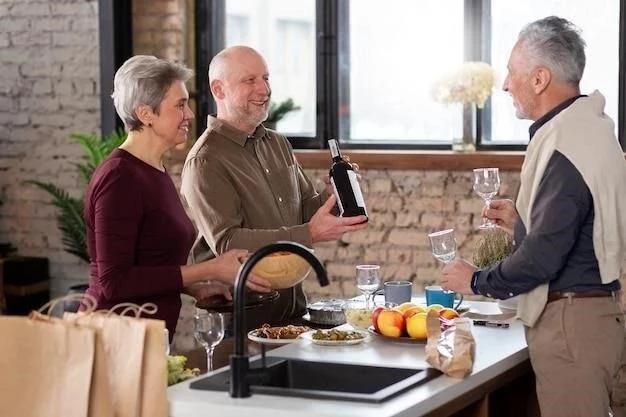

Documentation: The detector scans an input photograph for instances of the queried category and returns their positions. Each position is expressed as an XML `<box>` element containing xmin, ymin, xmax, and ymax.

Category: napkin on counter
<box><xmin>463</xmin><ymin>310</ymin><xmax>516</xmax><ymax>323</ymax></box>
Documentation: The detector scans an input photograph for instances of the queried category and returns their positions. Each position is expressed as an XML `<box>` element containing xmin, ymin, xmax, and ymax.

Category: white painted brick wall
<box><xmin>0</xmin><ymin>0</ymin><xmax>99</xmax><ymax>297</ymax></box>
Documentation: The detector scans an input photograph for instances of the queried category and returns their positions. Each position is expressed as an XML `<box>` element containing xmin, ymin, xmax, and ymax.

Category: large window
<box><xmin>197</xmin><ymin>0</ymin><xmax>624</xmax><ymax>150</ymax></box>
<box><xmin>224</xmin><ymin>0</ymin><xmax>316</xmax><ymax>137</ymax></box>
<box><xmin>490</xmin><ymin>0</ymin><xmax>620</xmax><ymax>143</ymax></box>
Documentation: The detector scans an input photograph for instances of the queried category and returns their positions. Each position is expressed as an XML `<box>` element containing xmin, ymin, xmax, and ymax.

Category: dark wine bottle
<box><xmin>328</xmin><ymin>139</ymin><xmax>368</xmax><ymax>220</ymax></box>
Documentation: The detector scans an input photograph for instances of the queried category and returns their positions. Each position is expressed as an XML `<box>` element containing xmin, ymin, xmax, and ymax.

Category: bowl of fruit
<box><xmin>370</xmin><ymin>302</ymin><xmax>460</xmax><ymax>342</ymax></box>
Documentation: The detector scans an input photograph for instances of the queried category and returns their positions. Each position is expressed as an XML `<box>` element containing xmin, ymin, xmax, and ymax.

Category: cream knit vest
<box><xmin>516</xmin><ymin>91</ymin><xmax>626</xmax><ymax>327</ymax></box>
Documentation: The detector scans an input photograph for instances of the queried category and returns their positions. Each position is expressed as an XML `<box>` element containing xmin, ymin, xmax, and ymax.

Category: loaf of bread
<box><xmin>251</xmin><ymin>252</ymin><xmax>311</xmax><ymax>289</ymax></box>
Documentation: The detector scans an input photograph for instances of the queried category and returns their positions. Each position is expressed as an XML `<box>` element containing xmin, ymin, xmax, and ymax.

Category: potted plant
<box><xmin>264</xmin><ymin>98</ymin><xmax>301</xmax><ymax>130</ymax></box>
<box><xmin>25</xmin><ymin>130</ymin><xmax>126</xmax><ymax>263</ymax></box>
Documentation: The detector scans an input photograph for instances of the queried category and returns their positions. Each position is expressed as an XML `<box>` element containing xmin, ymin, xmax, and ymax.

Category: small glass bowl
<box><xmin>342</xmin><ymin>300</ymin><xmax>375</xmax><ymax>330</ymax></box>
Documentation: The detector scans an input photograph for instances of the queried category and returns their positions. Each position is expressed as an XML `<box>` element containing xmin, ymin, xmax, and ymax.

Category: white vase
<box><xmin>452</xmin><ymin>103</ymin><xmax>476</xmax><ymax>152</ymax></box>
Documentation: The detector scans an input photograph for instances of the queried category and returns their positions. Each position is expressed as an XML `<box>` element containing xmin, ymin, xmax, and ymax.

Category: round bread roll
<box><xmin>252</xmin><ymin>252</ymin><xmax>312</xmax><ymax>289</ymax></box>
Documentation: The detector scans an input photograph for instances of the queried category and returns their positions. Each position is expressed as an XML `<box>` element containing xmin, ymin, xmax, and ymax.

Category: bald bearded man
<box><xmin>180</xmin><ymin>46</ymin><xmax>368</xmax><ymax>326</ymax></box>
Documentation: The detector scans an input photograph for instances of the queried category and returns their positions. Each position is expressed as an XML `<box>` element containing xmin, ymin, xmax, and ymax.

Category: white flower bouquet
<box><xmin>432</xmin><ymin>62</ymin><xmax>496</xmax><ymax>108</ymax></box>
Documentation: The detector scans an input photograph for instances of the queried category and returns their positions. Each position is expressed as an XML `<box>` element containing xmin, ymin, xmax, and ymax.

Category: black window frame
<box><xmin>195</xmin><ymin>0</ymin><xmax>626</xmax><ymax>151</ymax></box>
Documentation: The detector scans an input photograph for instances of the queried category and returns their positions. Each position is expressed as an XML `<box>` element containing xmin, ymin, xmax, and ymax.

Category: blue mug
<box><xmin>425</xmin><ymin>286</ymin><xmax>463</xmax><ymax>310</ymax></box>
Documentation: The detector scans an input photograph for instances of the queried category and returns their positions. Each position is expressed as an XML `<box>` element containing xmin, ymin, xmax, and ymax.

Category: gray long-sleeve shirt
<box><xmin>473</xmin><ymin>96</ymin><xmax>620</xmax><ymax>299</ymax></box>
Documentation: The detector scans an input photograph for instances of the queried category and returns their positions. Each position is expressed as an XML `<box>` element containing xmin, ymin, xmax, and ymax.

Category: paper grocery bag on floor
<box><xmin>424</xmin><ymin>310</ymin><xmax>475</xmax><ymax>378</ymax></box>
<box><xmin>0</xmin><ymin>312</ymin><xmax>114</xmax><ymax>417</ymax></box>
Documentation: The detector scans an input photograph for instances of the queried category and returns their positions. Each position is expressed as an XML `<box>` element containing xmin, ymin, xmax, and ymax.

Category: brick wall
<box><xmin>0</xmin><ymin>0</ymin><xmax>99</xmax><ymax>296</ymax></box>
<box><xmin>299</xmin><ymin>169</ymin><xmax>519</xmax><ymax>300</ymax></box>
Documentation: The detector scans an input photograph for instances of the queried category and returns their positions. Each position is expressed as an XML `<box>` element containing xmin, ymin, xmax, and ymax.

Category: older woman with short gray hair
<box><xmin>83</xmin><ymin>55</ymin><xmax>271</xmax><ymax>340</ymax></box>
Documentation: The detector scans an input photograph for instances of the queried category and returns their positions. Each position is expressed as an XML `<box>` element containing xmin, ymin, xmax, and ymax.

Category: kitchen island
<box><xmin>168</xmin><ymin>301</ymin><xmax>539</xmax><ymax>417</ymax></box>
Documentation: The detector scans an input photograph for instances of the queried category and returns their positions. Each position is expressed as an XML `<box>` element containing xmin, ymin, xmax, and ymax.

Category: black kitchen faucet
<box><xmin>229</xmin><ymin>241</ymin><xmax>329</xmax><ymax>398</ymax></box>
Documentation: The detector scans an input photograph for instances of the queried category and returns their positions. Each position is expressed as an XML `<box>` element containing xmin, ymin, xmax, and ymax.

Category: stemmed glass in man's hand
<box><xmin>473</xmin><ymin>168</ymin><xmax>501</xmax><ymax>229</ymax></box>
<box><xmin>428</xmin><ymin>229</ymin><xmax>457</xmax><ymax>264</ymax></box>
<box><xmin>194</xmin><ymin>312</ymin><xmax>225</xmax><ymax>373</ymax></box>
<box><xmin>356</xmin><ymin>264</ymin><xmax>381</xmax><ymax>308</ymax></box>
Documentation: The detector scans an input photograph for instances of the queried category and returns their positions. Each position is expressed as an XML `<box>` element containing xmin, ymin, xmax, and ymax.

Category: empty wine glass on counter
<box><xmin>428</xmin><ymin>229</ymin><xmax>457</xmax><ymax>264</ymax></box>
<box><xmin>194</xmin><ymin>312</ymin><xmax>225</xmax><ymax>373</ymax></box>
<box><xmin>473</xmin><ymin>168</ymin><xmax>500</xmax><ymax>229</ymax></box>
<box><xmin>356</xmin><ymin>264</ymin><xmax>381</xmax><ymax>308</ymax></box>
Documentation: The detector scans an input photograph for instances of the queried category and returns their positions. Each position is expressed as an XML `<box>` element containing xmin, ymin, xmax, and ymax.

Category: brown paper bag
<box><xmin>65</xmin><ymin>311</ymin><xmax>147</xmax><ymax>417</ymax></box>
<box><xmin>424</xmin><ymin>309</ymin><xmax>475</xmax><ymax>378</ymax></box>
<box><xmin>67</xmin><ymin>303</ymin><xmax>168</xmax><ymax>417</ymax></box>
<box><xmin>0</xmin><ymin>313</ymin><xmax>114</xmax><ymax>417</ymax></box>
<box><xmin>138</xmin><ymin>317</ymin><xmax>169</xmax><ymax>417</ymax></box>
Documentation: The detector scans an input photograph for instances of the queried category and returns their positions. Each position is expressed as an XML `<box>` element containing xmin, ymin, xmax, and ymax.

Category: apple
<box><xmin>426</xmin><ymin>304</ymin><xmax>445</xmax><ymax>313</ymax></box>
<box><xmin>402</xmin><ymin>305</ymin><xmax>427</xmax><ymax>320</ymax></box>
<box><xmin>395</xmin><ymin>302</ymin><xmax>418</xmax><ymax>313</ymax></box>
<box><xmin>372</xmin><ymin>306</ymin><xmax>385</xmax><ymax>332</ymax></box>
<box><xmin>405</xmin><ymin>312</ymin><xmax>428</xmax><ymax>339</ymax></box>
<box><xmin>376</xmin><ymin>309</ymin><xmax>405</xmax><ymax>337</ymax></box>
<box><xmin>439</xmin><ymin>307</ymin><xmax>460</xmax><ymax>320</ymax></box>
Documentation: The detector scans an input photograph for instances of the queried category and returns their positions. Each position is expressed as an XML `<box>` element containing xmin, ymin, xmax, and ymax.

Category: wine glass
<box><xmin>473</xmin><ymin>167</ymin><xmax>500</xmax><ymax>229</ymax></box>
<box><xmin>428</xmin><ymin>229</ymin><xmax>457</xmax><ymax>264</ymax></box>
<box><xmin>356</xmin><ymin>264</ymin><xmax>381</xmax><ymax>308</ymax></box>
<box><xmin>194</xmin><ymin>312</ymin><xmax>225</xmax><ymax>373</ymax></box>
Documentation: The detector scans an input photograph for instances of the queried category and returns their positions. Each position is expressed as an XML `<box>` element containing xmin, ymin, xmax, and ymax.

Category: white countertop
<box><xmin>168</xmin><ymin>301</ymin><xmax>526</xmax><ymax>417</ymax></box>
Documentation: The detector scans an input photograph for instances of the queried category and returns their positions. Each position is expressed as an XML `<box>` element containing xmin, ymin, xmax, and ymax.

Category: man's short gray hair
<box><xmin>518</xmin><ymin>16</ymin><xmax>586</xmax><ymax>86</ymax></box>
<box><xmin>111</xmin><ymin>55</ymin><xmax>193</xmax><ymax>131</ymax></box>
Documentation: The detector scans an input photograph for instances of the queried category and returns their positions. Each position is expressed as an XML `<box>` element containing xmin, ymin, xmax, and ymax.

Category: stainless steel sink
<box><xmin>190</xmin><ymin>357</ymin><xmax>441</xmax><ymax>403</ymax></box>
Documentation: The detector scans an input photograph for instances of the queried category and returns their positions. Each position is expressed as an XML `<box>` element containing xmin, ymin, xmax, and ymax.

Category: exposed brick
<box><xmin>0</xmin><ymin>32</ymin><xmax>9</xmax><ymax>47</ymax></box>
<box><xmin>341</xmin><ymin>229</ymin><xmax>386</xmax><ymax>245</ymax></box>
<box><xmin>0</xmin><ymin>16</ymin><xmax>31</xmax><ymax>31</ymax></box>
<box><xmin>52</xmin><ymin>31</ymin><xmax>96</xmax><ymax>46</ymax></box>
<box><xmin>363</xmin><ymin>246</ymin><xmax>387</xmax><ymax>264</ymax></box>
<box><xmin>70</xmin><ymin>17</ymin><xmax>96</xmax><ymax>31</ymax></box>
<box><xmin>388</xmin><ymin>247</ymin><xmax>413</xmax><ymax>264</ymax></box>
<box><xmin>20</xmin><ymin>62</ymin><xmax>62</xmax><ymax>76</ymax></box>
<box><xmin>335</xmin><ymin>245</ymin><xmax>364</xmax><ymax>261</ymax></box>
<box><xmin>31</xmin><ymin>78</ymin><xmax>52</xmax><ymax>95</ymax></box>
<box><xmin>72</xmin><ymin>79</ymin><xmax>96</xmax><ymax>96</ymax></box>
<box><xmin>51</xmin><ymin>2</ymin><xmax>96</xmax><ymax>16</ymax></box>
<box><xmin>325</xmin><ymin>262</ymin><xmax>357</xmax><ymax>280</ymax></box>
<box><xmin>387</xmin><ymin>229</ymin><xmax>422</xmax><ymax>247</ymax></box>
<box><xmin>458</xmin><ymin>198</ymin><xmax>486</xmax><ymax>214</ymax></box>
<box><xmin>19</xmin><ymin>96</ymin><xmax>61</xmax><ymax>112</ymax></box>
<box><xmin>0</xmin><ymin>112</ymin><xmax>29</xmax><ymax>126</ymax></box>
<box><xmin>0</xmin><ymin>96</ymin><xmax>18</xmax><ymax>112</ymax></box>
<box><xmin>10</xmin><ymin>2</ymin><xmax>50</xmax><ymax>16</ymax></box>
<box><xmin>53</xmin><ymin>79</ymin><xmax>73</xmax><ymax>96</ymax></box>
<box><xmin>32</xmin><ymin>16</ymin><xmax>70</xmax><ymax>31</ymax></box>
<box><xmin>11</xmin><ymin>31</ymin><xmax>51</xmax><ymax>46</ymax></box>
<box><xmin>366</xmin><ymin>211</ymin><xmax>395</xmax><ymax>228</ymax></box>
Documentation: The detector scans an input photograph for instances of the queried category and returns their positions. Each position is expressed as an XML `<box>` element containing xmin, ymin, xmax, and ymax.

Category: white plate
<box><xmin>299</xmin><ymin>329</ymin><xmax>369</xmax><ymax>346</ymax></box>
<box><xmin>247</xmin><ymin>330</ymin><xmax>301</xmax><ymax>346</ymax></box>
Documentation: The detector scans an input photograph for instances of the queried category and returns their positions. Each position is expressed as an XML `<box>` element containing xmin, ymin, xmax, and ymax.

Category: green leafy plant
<box><xmin>472</xmin><ymin>228</ymin><xmax>513</xmax><ymax>268</ymax></box>
<box><xmin>25</xmin><ymin>130</ymin><xmax>127</xmax><ymax>263</ymax></box>
<box><xmin>264</xmin><ymin>98</ymin><xmax>301</xmax><ymax>128</ymax></box>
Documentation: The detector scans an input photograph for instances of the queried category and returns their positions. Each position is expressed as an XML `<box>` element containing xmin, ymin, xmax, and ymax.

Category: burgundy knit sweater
<box><xmin>84</xmin><ymin>149</ymin><xmax>194</xmax><ymax>335</ymax></box>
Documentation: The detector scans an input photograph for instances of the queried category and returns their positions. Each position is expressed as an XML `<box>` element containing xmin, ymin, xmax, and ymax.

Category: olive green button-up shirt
<box><xmin>180</xmin><ymin>116</ymin><xmax>323</xmax><ymax>322</ymax></box>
